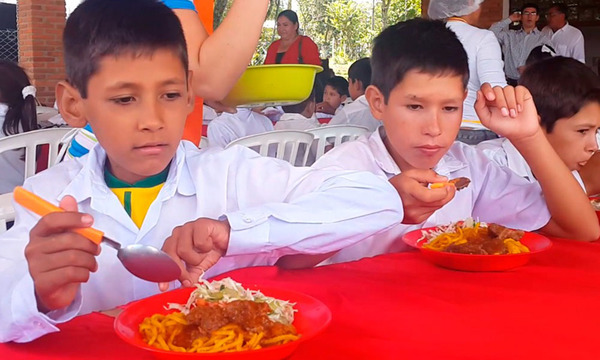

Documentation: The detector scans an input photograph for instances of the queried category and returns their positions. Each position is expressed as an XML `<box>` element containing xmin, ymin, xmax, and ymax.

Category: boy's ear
<box><xmin>186</xmin><ymin>70</ymin><xmax>195</xmax><ymax>113</ymax></box>
<box><xmin>341</xmin><ymin>94</ymin><xmax>347</xmax><ymax>103</ymax></box>
<box><xmin>365</xmin><ymin>85</ymin><xmax>385</xmax><ymax>120</ymax></box>
<box><xmin>55</xmin><ymin>80</ymin><xmax>87</xmax><ymax>128</ymax></box>
<box><xmin>463</xmin><ymin>89</ymin><xmax>468</xmax><ymax>101</ymax></box>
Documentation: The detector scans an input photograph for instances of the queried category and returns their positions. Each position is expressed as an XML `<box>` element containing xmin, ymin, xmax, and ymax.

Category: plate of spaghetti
<box><xmin>114</xmin><ymin>278</ymin><xmax>331</xmax><ymax>359</ymax></box>
<box><xmin>402</xmin><ymin>219</ymin><xmax>552</xmax><ymax>271</ymax></box>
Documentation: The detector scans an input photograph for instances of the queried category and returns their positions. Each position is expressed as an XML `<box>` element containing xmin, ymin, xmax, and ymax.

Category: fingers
<box><xmin>474</xmin><ymin>90</ymin><xmax>491</xmax><ymax>124</ymax></box>
<box><xmin>492</xmin><ymin>86</ymin><xmax>510</xmax><ymax>117</ymax></box>
<box><xmin>31</xmin><ymin>211</ymin><xmax>94</xmax><ymax>238</ymax></box>
<box><xmin>502</xmin><ymin>86</ymin><xmax>517</xmax><ymax>118</ymax></box>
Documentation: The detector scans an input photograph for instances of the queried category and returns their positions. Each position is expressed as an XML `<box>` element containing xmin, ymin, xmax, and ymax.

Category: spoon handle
<box><xmin>13</xmin><ymin>186</ymin><xmax>104</xmax><ymax>245</ymax></box>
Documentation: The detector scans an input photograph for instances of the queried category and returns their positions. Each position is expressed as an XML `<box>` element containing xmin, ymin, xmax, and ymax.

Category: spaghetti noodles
<box><xmin>139</xmin><ymin>278</ymin><xmax>300</xmax><ymax>353</ymax></box>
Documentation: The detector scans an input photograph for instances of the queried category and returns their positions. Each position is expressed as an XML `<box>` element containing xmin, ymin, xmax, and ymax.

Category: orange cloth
<box><xmin>182</xmin><ymin>0</ymin><xmax>214</xmax><ymax>146</ymax></box>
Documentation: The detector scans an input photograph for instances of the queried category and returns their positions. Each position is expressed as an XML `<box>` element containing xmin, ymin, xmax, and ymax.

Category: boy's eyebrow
<box><xmin>405</xmin><ymin>94</ymin><xmax>462</xmax><ymax>103</ymax></box>
<box><xmin>106</xmin><ymin>78</ymin><xmax>186</xmax><ymax>91</ymax></box>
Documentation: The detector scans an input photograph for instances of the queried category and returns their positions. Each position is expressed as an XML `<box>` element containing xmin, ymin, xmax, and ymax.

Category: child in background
<box><xmin>279</xmin><ymin>19</ymin><xmax>599</xmax><ymax>268</ymax></box>
<box><xmin>0</xmin><ymin>0</ymin><xmax>403</xmax><ymax>343</ymax></box>
<box><xmin>207</xmin><ymin>108</ymin><xmax>274</xmax><ymax>148</ymax></box>
<box><xmin>519</xmin><ymin>44</ymin><xmax>556</xmax><ymax>75</ymax></box>
<box><xmin>0</xmin><ymin>60</ymin><xmax>39</xmax><ymax>194</ymax></box>
<box><xmin>478</xmin><ymin>56</ymin><xmax>600</xmax><ymax>195</ymax></box>
<box><xmin>328</xmin><ymin>58</ymin><xmax>381</xmax><ymax>132</ymax></box>
<box><xmin>316</xmin><ymin>76</ymin><xmax>349</xmax><ymax>119</ymax></box>
<box><xmin>274</xmin><ymin>86</ymin><xmax>319</xmax><ymax>131</ymax></box>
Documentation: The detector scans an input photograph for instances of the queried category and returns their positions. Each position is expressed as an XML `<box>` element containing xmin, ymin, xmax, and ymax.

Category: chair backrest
<box><xmin>225</xmin><ymin>130</ymin><xmax>315</xmax><ymax>166</ymax></box>
<box><xmin>306</xmin><ymin>125</ymin><xmax>369</xmax><ymax>164</ymax></box>
<box><xmin>0</xmin><ymin>127</ymin><xmax>74</xmax><ymax>179</ymax></box>
<box><xmin>0</xmin><ymin>192</ymin><xmax>14</xmax><ymax>234</ymax></box>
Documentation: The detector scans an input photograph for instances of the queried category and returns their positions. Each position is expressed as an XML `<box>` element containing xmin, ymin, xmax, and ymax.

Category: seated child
<box><xmin>279</xmin><ymin>18</ymin><xmax>599</xmax><ymax>268</ymax></box>
<box><xmin>315</xmin><ymin>76</ymin><xmax>349</xmax><ymax>118</ymax></box>
<box><xmin>328</xmin><ymin>58</ymin><xmax>381</xmax><ymax>132</ymax></box>
<box><xmin>207</xmin><ymin>108</ymin><xmax>274</xmax><ymax>148</ymax></box>
<box><xmin>0</xmin><ymin>0</ymin><xmax>403</xmax><ymax>343</ymax></box>
<box><xmin>0</xmin><ymin>60</ymin><xmax>39</xmax><ymax>194</ymax></box>
<box><xmin>519</xmin><ymin>44</ymin><xmax>556</xmax><ymax>74</ymax></box>
<box><xmin>274</xmin><ymin>86</ymin><xmax>319</xmax><ymax>131</ymax></box>
<box><xmin>477</xmin><ymin>56</ymin><xmax>600</xmax><ymax>195</ymax></box>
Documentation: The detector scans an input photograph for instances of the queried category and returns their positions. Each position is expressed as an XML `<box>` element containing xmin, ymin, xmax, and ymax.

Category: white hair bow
<box><xmin>22</xmin><ymin>85</ymin><xmax>37</xmax><ymax>99</ymax></box>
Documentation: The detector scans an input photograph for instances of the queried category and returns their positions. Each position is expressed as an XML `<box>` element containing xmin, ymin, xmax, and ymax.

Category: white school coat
<box><xmin>207</xmin><ymin>108</ymin><xmax>274</xmax><ymax>149</ymax></box>
<box><xmin>0</xmin><ymin>141</ymin><xmax>403</xmax><ymax>342</ymax></box>
<box><xmin>313</xmin><ymin>127</ymin><xmax>551</xmax><ymax>264</ymax></box>
<box><xmin>477</xmin><ymin>137</ymin><xmax>587</xmax><ymax>191</ymax></box>
<box><xmin>327</xmin><ymin>95</ymin><xmax>381</xmax><ymax>132</ymax></box>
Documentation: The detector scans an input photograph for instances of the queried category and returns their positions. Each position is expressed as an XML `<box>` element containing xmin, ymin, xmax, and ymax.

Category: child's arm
<box><xmin>476</xmin><ymin>83</ymin><xmax>600</xmax><ymax>241</ymax></box>
<box><xmin>579</xmin><ymin>151</ymin><xmax>600</xmax><ymax>196</ymax></box>
<box><xmin>25</xmin><ymin>196</ymin><xmax>100</xmax><ymax>313</ymax></box>
<box><xmin>174</xmin><ymin>0</ymin><xmax>269</xmax><ymax>101</ymax></box>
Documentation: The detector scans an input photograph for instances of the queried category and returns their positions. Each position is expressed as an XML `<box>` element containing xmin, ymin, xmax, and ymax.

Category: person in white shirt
<box><xmin>478</xmin><ymin>57</ymin><xmax>600</xmax><ymax>195</ymax></box>
<box><xmin>0</xmin><ymin>60</ymin><xmax>39</xmax><ymax>194</ymax></box>
<box><xmin>278</xmin><ymin>19</ymin><xmax>599</xmax><ymax>268</ymax></box>
<box><xmin>315</xmin><ymin>76</ymin><xmax>348</xmax><ymax>119</ymax></box>
<box><xmin>489</xmin><ymin>3</ymin><xmax>553</xmax><ymax>85</ymax></box>
<box><xmin>542</xmin><ymin>3</ymin><xmax>585</xmax><ymax>63</ymax></box>
<box><xmin>274</xmin><ymin>86</ymin><xmax>320</xmax><ymax>131</ymax></box>
<box><xmin>327</xmin><ymin>58</ymin><xmax>381</xmax><ymax>132</ymax></box>
<box><xmin>428</xmin><ymin>0</ymin><xmax>508</xmax><ymax>145</ymax></box>
<box><xmin>207</xmin><ymin>108</ymin><xmax>274</xmax><ymax>148</ymax></box>
<box><xmin>0</xmin><ymin>0</ymin><xmax>404</xmax><ymax>343</ymax></box>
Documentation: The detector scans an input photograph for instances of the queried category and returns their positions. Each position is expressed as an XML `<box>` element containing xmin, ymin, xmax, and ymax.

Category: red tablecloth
<box><xmin>2</xmin><ymin>238</ymin><xmax>600</xmax><ymax>359</ymax></box>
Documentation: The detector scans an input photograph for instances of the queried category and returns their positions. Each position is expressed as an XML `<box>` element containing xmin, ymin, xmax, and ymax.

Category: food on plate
<box><xmin>591</xmin><ymin>199</ymin><xmax>600</xmax><ymax>211</ymax></box>
<box><xmin>430</xmin><ymin>177</ymin><xmax>471</xmax><ymax>191</ymax></box>
<box><xmin>139</xmin><ymin>278</ymin><xmax>299</xmax><ymax>353</ymax></box>
<box><xmin>419</xmin><ymin>219</ymin><xmax>529</xmax><ymax>255</ymax></box>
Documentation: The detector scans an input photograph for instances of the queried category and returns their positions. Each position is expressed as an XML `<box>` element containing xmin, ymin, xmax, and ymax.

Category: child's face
<box><xmin>544</xmin><ymin>101</ymin><xmax>600</xmax><ymax>171</ymax></box>
<box><xmin>323</xmin><ymin>85</ymin><xmax>346</xmax><ymax>110</ymax></box>
<box><xmin>81</xmin><ymin>49</ymin><xmax>193</xmax><ymax>183</ymax></box>
<box><xmin>367</xmin><ymin>70</ymin><xmax>465</xmax><ymax>171</ymax></box>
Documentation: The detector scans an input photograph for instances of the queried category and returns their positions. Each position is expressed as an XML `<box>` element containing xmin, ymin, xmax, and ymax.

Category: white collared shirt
<box><xmin>542</xmin><ymin>23</ymin><xmax>585</xmax><ymax>63</ymax></box>
<box><xmin>327</xmin><ymin>95</ymin><xmax>381</xmax><ymax>132</ymax></box>
<box><xmin>207</xmin><ymin>108</ymin><xmax>274</xmax><ymax>148</ymax></box>
<box><xmin>313</xmin><ymin>127</ymin><xmax>551</xmax><ymax>264</ymax></box>
<box><xmin>477</xmin><ymin>137</ymin><xmax>587</xmax><ymax>191</ymax></box>
<box><xmin>273</xmin><ymin>112</ymin><xmax>320</xmax><ymax>131</ymax></box>
<box><xmin>446</xmin><ymin>21</ymin><xmax>507</xmax><ymax>129</ymax></box>
<box><xmin>0</xmin><ymin>141</ymin><xmax>403</xmax><ymax>342</ymax></box>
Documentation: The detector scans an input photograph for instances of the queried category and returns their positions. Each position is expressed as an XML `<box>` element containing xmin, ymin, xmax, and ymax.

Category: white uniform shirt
<box><xmin>477</xmin><ymin>137</ymin><xmax>587</xmax><ymax>191</ymax></box>
<box><xmin>447</xmin><ymin>21</ymin><xmax>507</xmax><ymax>129</ymax></box>
<box><xmin>207</xmin><ymin>108</ymin><xmax>274</xmax><ymax>148</ymax></box>
<box><xmin>542</xmin><ymin>23</ymin><xmax>585</xmax><ymax>63</ymax></box>
<box><xmin>0</xmin><ymin>141</ymin><xmax>403</xmax><ymax>342</ymax></box>
<box><xmin>327</xmin><ymin>95</ymin><xmax>381</xmax><ymax>132</ymax></box>
<box><xmin>274</xmin><ymin>113</ymin><xmax>320</xmax><ymax>131</ymax></box>
<box><xmin>313</xmin><ymin>127</ymin><xmax>551</xmax><ymax>264</ymax></box>
<box><xmin>0</xmin><ymin>104</ymin><xmax>26</xmax><ymax>194</ymax></box>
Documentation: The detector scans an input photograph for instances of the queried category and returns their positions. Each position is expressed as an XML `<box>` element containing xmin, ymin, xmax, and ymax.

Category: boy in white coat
<box><xmin>0</xmin><ymin>0</ymin><xmax>403</xmax><ymax>343</ymax></box>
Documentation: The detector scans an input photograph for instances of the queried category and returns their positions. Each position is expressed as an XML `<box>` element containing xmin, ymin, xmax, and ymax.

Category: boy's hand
<box><xmin>389</xmin><ymin>170</ymin><xmax>456</xmax><ymax>224</ymax></box>
<box><xmin>25</xmin><ymin>196</ymin><xmax>99</xmax><ymax>313</ymax></box>
<box><xmin>315</xmin><ymin>101</ymin><xmax>336</xmax><ymax>115</ymax></box>
<box><xmin>159</xmin><ymin>218</ymin><xmax>230</xmax><ymax>291</ymax></box>
<box><xmin>475</xmin><ymin>83</ymin><xmax>542</xmax><ymax>143</ymax></box>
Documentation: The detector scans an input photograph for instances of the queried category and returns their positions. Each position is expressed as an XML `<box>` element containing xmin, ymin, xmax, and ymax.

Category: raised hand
<box><xmin>159</xmin><ymin>218</ymin><xmax>230</xmax><ymax>291</ymax></box>
<box><xmin>475</xmin><ymin>83</ymin><xmax>541</xmax><ymax>142</ymax></box>
<box><xmin>389</xmin><ymin>169</ymin><xmax>456</xmax><ymax>224</ymax></box>
<box><xmin>25</xmin><ymin>196</ymin><xmax>100</xmax><ymax>313</ymax></box>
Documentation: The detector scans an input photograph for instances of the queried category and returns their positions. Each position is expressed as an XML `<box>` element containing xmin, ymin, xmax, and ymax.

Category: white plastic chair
<box><xmin>306</xmin><ymin>125</ymin><xmax>369</xmax><ymax>164</ymax></box>
<box><xmin>225</xmin><ymin>130</ymin><xmax>315</xmax><ymax>166</ymax></box>
<box><xmin>0</xmin><ymin>192</ymin><xmax>14</xmax><ymax>234</ymax></box>
<box><xmin>0</xmin><ymin>127</ymin><xmax>75</xmax><ymax>179</ymax></box>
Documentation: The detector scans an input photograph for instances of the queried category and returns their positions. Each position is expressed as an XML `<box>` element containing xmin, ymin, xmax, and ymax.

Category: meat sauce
<box><xmin>173</xmin><ymin>300</ymin><xmax>296</xmax><ymax>348</ymax></box>
<box><xmin>444</xmin><ymin>223</ymin><xmax>525</xmax><ymax>255</ymax></box>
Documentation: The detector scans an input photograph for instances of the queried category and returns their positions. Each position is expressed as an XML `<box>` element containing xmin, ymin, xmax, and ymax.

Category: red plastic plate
<box><xmin>115</xmin><ymin>285</ymin><xmax>331</xmax><ymax>360</ymax></box>
<box><xmin>402</xmin><ymin>226</ymin><xmax>552</xmax><ymax>271</ymax></box>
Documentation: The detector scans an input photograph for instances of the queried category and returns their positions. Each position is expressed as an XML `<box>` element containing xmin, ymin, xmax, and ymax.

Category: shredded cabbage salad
<box><xmin>417</xmin><ymin>218</ymin><xmax>485</xmax><ymax>244</ymax></box>
<box><xmin>592</xmin><ymin>199</ymin><xmax>600</xmax><ymax>211</ymax></box>
<box><xmin>166</xmin><ymin>277</ymin><xmax>297</xmax><ymax>325</ymax></box>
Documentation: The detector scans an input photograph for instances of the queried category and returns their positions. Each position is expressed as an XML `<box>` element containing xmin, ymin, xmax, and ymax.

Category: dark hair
<box><xmin>521</xmin><ymin>3</ymin><xmax>539</xmax><ymax>13</ymax></box>
<box><xmin>519</xmin><ymin>56</ymin><xmax>600</xmax><ymax>133</ymax></box>
<box><xmin>371</xmin><ymin>19</ymin><xmax>469</xmax><ymax>102</ymax></box>
<box><xmin>0</xmin><ymin>60</ymin><xmax>38</xmax><ymax>136</ymax></box>
<box><xmin>63</xmin><ymin>0</ymin><xmax>188</xmax><ymax>98</ymax></box>
<box><xmin>325</xmin><ymin>76</ymin><xmax>350</xmax><ymax>97</ymax></box>
<box><xmin>525</xmin><ymin>44</ymin><xmax>555</xmax><ymax>67</ymax></box>
<box><xmin>282</xmin><ymin>83</ymin><xmax>316</xmax><ymax>114</ymax></box>
<box><xmin>549</xmin><ymin>2</ymin><xmax>568</xmax><ymax>16</ymax></box>
<box><xmin>277</xmin><ymin>10</ymin><xmax>299</xmax><ymax>34</ymax></box>
<box><xmin>348</xmin><ymin>58</ymin><xmax>371</xmax><ymax>90</ymax></box>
